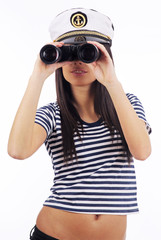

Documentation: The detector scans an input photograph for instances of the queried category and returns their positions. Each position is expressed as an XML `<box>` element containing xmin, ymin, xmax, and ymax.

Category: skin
<box><xmin>8</xmin><ymin>41</ymin><xmax>151</xmax><ymax>240</ymax></box>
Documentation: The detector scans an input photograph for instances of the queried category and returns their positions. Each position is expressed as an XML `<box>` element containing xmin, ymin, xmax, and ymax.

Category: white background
<box><xmin>0</xmin><ymin>0</ymin><xmax>160</xmax><ymax>239</ymax></box>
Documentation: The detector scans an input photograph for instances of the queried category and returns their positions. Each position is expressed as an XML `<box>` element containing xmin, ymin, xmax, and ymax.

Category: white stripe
<box><xmin>34</xmin><ymin>94</ymin><xmax>150</xmax><ymax>214</ymax></box>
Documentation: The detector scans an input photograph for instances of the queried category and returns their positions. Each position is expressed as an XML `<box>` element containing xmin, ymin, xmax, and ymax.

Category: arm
<box><xmin>8</xmin><ymin>42</ymin><xmax>68</xmax><ymax>160</ymax></box>
<box><xmin>8</xmin><ymin>71</ymin><xmax>46</xmax><ymax>159</ymax></box>
<box><xmin>88</xmin><ymin>41</ymin><xmax>151</xmax><ymax>160</ymax></box>
<box><xmin>105</xmin><ymin>82</ymin><xmax>151</xmax><ymax>160</ymax></box>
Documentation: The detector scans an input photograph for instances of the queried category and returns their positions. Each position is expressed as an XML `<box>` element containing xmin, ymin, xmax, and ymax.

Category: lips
<box><xmin>71</xmin><ymin>69</ymin><xmax>87</xmax><ymax>75</ymax></box>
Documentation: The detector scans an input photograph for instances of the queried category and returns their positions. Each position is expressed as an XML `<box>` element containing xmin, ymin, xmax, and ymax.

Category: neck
<box><xmin>71</xmin><ymin>84</ymin><xmax>99</xmax><ymax>123</ymax></box>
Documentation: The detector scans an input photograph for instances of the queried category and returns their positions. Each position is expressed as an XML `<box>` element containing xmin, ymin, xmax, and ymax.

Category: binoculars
<box><xmin>40</xmin><ymin>43</ymin><xmax>100</xmax><ymax>64</ymax></box>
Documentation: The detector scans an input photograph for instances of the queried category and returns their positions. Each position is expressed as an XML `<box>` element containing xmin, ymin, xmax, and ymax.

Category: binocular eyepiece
<box><xmin>40</xmin><ymin>43</ymin><xmax>100</xmax><ymax>64</ymax></box>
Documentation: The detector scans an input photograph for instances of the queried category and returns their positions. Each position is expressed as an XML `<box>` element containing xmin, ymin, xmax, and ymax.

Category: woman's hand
<box><xmin>87</xmin><ymin>42</ymin><xmax>151</xmax><ymax>161</ymax></box>
<box><xmin>32</xmin><ymin>42</ymin><xmax>70</xmax><ymax>81</ymax></box>
<box><xmin>88</xmin><ymin>41</ymin><xmax>118</xmax><ymax>87</ymax></box>
<box><xmin>8</xmin><ymin>41</ymin><xmax>70</xmax><ymax>160</ymax></box>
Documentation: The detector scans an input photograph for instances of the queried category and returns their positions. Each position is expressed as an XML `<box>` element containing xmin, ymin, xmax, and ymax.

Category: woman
<box><xmin>8</xmin><ymin>8</ymin><xmax>152</xmax><ymax>240</ymax></box>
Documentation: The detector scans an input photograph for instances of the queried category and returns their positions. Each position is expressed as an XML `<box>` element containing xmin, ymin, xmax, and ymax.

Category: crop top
<box><xmin>35</xmin><ymin>93</ymin><xmax>151</xmax><ymax>215</ymax></box>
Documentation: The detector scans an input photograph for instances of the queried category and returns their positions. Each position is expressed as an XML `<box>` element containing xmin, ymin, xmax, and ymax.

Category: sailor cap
<box><xmin>49</xmin><ymin>8</ymin><xmax>114</xmax><ymax>46</ymax></box>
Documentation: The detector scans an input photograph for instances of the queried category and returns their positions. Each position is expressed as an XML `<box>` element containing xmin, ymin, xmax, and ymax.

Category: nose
<box><xmin>72</xmin><ymin>60</ymin><xmax>83</xmax><ymax>65</ymax></box>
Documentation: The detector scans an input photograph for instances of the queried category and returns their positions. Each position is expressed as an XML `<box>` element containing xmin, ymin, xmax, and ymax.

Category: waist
<box><xmin>36</xmin><ymin>206</ymin><xmax>127</xmax><ymax>240</ymax></box>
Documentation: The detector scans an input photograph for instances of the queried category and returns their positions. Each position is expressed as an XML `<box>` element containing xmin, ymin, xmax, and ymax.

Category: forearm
<box><xmin>8</xmin><ymin>42</ymin><xmax>70</xmax><ymax>159</ymax></box>
<box><xmin>86</xmin><ymin>41</ymin><xmax>151</xmax><ymax>160</ymax></box>
<box><xmin>8</xmin><ymin>73</ymin><xmax>45</xmax><ymax>158</ymax></box>
<box><xmin>106</xmin><ymin>80</ymin><xmax>151</xmax><ymax>160</ymax></box>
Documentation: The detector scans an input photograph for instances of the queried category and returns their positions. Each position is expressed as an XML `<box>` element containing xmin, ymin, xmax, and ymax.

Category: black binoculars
<box><xmin>40</xmin><ymin>43</ymin><xmax>100</xmax><ymax>64</ymax></box>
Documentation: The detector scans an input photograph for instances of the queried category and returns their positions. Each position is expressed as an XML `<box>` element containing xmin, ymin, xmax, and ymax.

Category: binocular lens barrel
<box><xmin>40</xmin><ymin>45</ymin><xmax>61</xmax><ymax>64</ymax></box>
<box><xmin>40</xmin><ymin>43</ymin><xmax>100</xmax><ymax>64</ymax></box>
<box><xmin>78</xmin><ymin>44</ymin><xmax>100</xmax><ymax>63</ymax></box>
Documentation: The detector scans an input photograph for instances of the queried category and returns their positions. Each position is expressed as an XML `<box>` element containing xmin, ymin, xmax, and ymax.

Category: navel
<box><xmin>95</xmin><ymin>214</ymin><xmax>100</xmax><ymax>221</ymax></box>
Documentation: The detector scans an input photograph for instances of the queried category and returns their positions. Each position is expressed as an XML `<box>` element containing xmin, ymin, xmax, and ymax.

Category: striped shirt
<box><xmin>35</xmin><ymin>93</ymin><xmax>151</xmax><ymax>215</ymax></box>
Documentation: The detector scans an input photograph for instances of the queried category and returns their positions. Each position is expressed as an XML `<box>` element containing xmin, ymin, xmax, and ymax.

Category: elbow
<box><xmin>132</xmin><ymin>146</ymin><xmax>152</xmax><ymax>161</ymax></box>
<box><xmin>7</xmin><ymin>145</ymin><xmax>28</xmax><ymax>160</ymax></box>
<box><xmin>8</xmin><ymin>151</ymin><xmax>27</xmax><ymax>160</ymax></box>
<box><xmin>134</xmin><ymin>152</ymin><xmax>151</xmax><ymax>161</ymax></box>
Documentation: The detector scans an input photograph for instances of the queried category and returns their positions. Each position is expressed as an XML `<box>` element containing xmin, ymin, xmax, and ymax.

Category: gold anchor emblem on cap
<box><xmin>71</xmin><ymin>12</ymin><xmax>87</xmax><ymax>28</ymax></box>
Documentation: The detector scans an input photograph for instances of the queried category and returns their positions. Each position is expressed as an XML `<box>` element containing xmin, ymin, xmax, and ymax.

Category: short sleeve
<box><xmin>35</xmin><ymin>103</ymin><xmax>56</xmax><ymax>139</ymax></box>
<box><xmin>126</xmin><ymin>93</ymin><xmax>152</xmax><ymax>134</ymax></box>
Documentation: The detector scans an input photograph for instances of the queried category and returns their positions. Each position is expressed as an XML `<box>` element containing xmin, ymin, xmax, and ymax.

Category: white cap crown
<box><xmin>49</xmin><ymin>8</ymin><xmax>114</xmax><ymax>45</ymax></box>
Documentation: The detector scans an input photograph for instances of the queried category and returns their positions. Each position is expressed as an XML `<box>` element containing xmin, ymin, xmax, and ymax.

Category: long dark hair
<box><xmin>55</xmin><ymin>43</ymin><xmax>132</xmax><ymax>163</ymax></box>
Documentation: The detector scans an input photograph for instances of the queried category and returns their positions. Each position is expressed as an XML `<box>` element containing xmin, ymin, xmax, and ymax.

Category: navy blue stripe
<box><xmin>56</xmin><ymin>186</ymin><xmax>137</xmax><ymax>191</ymax></box>
<box><xmin>54</xmin><ymin>169</ymin><xmax>135</xmax><ymax>181</ymax></box>
<box><xmin>57</xmin><ymin>192</ymin><xmax>137</xmax><ymax>196</ymax></box>
<box><xmin>54</xmin><ymin>162</ymin><xmax>134</xmax><ymax>178</ymax></box>
<box><xmin>49</xmin><ymin>196</ymin><xmax>137</xmax><ymax>202</ymax></box>
<box><xmin>54</xmin><ymin>175</ymin><xmax>136</xmax><ymax>182</ymax></box>
<box><xmin>34</xmin><ymin>95</ymin><xmax>151</xmax><ymax>214</ymax></box>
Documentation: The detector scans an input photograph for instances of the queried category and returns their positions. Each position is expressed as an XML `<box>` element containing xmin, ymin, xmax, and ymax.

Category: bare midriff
<box><xmin>36</xmin><ymin>206</ymin><xmax>127</xmax><ymax>240</ymax></box>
